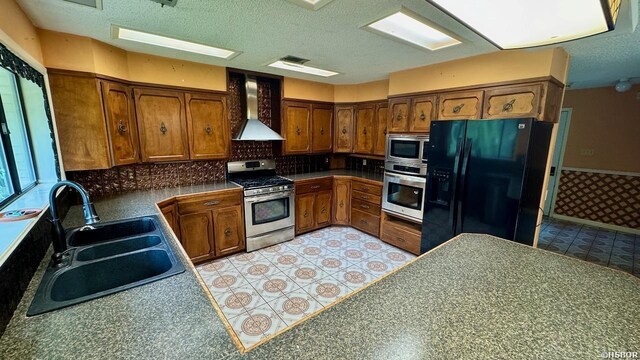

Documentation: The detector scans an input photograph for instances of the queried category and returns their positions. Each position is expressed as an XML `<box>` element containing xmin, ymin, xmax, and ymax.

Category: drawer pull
<box><xmin>395</xmin><ymin>112</ymin><xmax>402</xmax><ymax>121</ymax></box>
<box><xmin>310</xmin><ymin>185</ymin><xmax>321</xmax><ymax>189</ymax></box>
<box><xmin>205</xmin><ymin>124</ymin><xmax>212</xmax><ymax>134</ymax></box>
<box><xmin>320</xmin><ymin>127</ymin><xmax>324</xmax><ymax>135</ymax></box>
<box><xmin>118</xmin><ymin>120</ymin><xmax>127</xmax><ymax>134</ymax></box>
<box><xmin>224</xmin><ymin>227</ymin><xmax>232</xmax><ymax>236</ymax></box>
<box><xmin>360</xmin><ymin>186</ymin><xmax>370</xmax><ymax>191</ymax></box>
<box><xmin>296</xmin><ymin>126</ymin><xmax>301</xmax><ymax>135</ymax></box>
<box><xmin>363</xmin><ymin>127</ymin><xmax>367</xmax><ymax>135</ymax></box>
<box><xmin>360</xmin><ymin>204</ymin><xmax>370</xmax><ymax>209</ymax></box>
<box><xmin>304</xmin><ymin>211</ymin><xmax>309</xmax><ymax>218</ymax></box>
<box><xmin>360</xmin><ymin>195</ymin><xmax>370</xmax><ymax>200</ymax></box>
<box><xmin>383</xmin><ymin>127</ymin><xmax>387</xmax><ymax>135</ymax></box>
<box><xmin>452</xmin><ymin>104</ymin><xmax>465</xmax><ymax>114</ymax></box>
<box><xmin>397</xmin><ymin>237</ymin><xmax>405</xmax><ymax>243</ymax></box>
<box><xmin>419</xmin><ymin>111</ymin><xmax>426</xmax><ymax>121</ymax></box>
<box><xmin>502</xmin><ymin>99</ymin><xmax>516</xmax><ymax>112</ymax></box>
<box><xmin>160</xmin><ymin>122</ymin><xmax>168</xmax><ymax>135</ymax></box>
<box><xmin>203</xmin><ymin>200</ymin><xmax>221</xmax><ymax>206</ymax></box>
<box><xmin>321</xmin><ymin>207</ymin><xmax>326</xmax><ymax>214</ymax></box>
<box><xmin>360</xmin><ymin>219</ymin><xmax>368</xmax><ymax>224</ymax></box>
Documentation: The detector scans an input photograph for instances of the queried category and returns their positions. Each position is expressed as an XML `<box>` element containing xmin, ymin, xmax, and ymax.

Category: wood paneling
<box><xmin>388</xmin><ymin>97</ymin><xmax>410</xmax><ymax>132</ymax></box>
<box><xmin>186</xmin><ymin>92</ymin><xmax>229</xmax><ymax>159</ymax></box>
<box><xmin>101</xmin><ymin>80</ymin><xmax>139</xmax><ymax>166</ymax></box>
<box><xmin>134</xmin><ymin>87</ymin><xmax>189</xmax><ymax>162</ymax></box>
<box><xmin>483</xmin><ymin>84</ymin><xmax>542</xmax><ymax>119</ymax></box>
<box><xmin>410</xmin><ymin>95</ymin><xmax>436</xmax><ymax>132</ymax></box>
<box><xmin>311</xmin><ymin>104</ymin><xmax>333</xmax><ymax>153</ymax></box>
<box><xmin>332</xmin><ymin>177</ymin><xmax>351</xmax><ymax>225</ymax></box>
<box><xmin>373</xmin><ymin>102</ymin><xmax>388</xmax><ymax>156</ymax></box>
<box><xmin>334</xmin><ymin>105</ymin><xmax>355</xmax><ymax>153</ymax></box>
<box><xmin>179</xmin><ymin>210</ymin><xmax>214</xmax><ymax>263</ymax></box>
<box><xmin>212</xmin><ymin>205</ymin><xmax>245</xmax><ymax>257</ymax></box>
<box><xmin>282</xmin><ymin>101</ymin><xmax>312</xmax><ymax>154</ymax></box>
<box><xmin>437</xmin><ymin>90</ymin><xmax>484</xmax><ymax>120</ymax></box>
<box><xmin>354</xmin><ymin>104</ymin><xmax>375</xmax><ymax>154</ymax></box>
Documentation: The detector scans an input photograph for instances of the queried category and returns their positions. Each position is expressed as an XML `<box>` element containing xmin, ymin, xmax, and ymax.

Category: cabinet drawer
<box><xmin>177</xmin><ymin>190</ymin><xmax>242</xmax><ymax>214</ymax></box>
<box><xmin>352</xmin><ymin>190</ymin><xmax>381</xmax><ymax>205</ymax></box>
<box><xmin>351</xmin><ymin>198</ymin><xmax>380</xmax><ymax>216</ymax></box>
<box><xmin>296</xmin><ymin>177</ymin><xmax>333</xmax><ymax>195</ymax></box>
<box><xmin>351</xmin><ymin>180</ymin><xmax>382</xmax><ymax>196</ymax></box>
<box><xmin>350</xmin><ymin>209</ymin><xmax>380</xmax><ymax>237</ymax></box>
<box><xmin>381</xmin><ymin>222</ymin><xmax>421</xmax><ymax>255</ymax></box>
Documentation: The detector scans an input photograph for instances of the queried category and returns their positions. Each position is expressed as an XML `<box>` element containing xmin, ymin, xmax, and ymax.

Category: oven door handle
<box><xmin>384</xmin><ymin>172</ymin><xmax>426</xmax><ymax>187</ymax></box>
<box><xmin>245</xmin><ymin>191</ymin><xmax>295</xmax><ymax>203</ymax></box>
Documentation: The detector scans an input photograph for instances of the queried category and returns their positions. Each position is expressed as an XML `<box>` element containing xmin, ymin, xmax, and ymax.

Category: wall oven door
<box><xmin>382</xmin><ymin>172</ymin><xmax>426</xmax><ymax>223</ymax></box>
<box><xmin>244</xmin><ymin>190</ymin><xmax>295</xmax><ymax>238</ymax></box>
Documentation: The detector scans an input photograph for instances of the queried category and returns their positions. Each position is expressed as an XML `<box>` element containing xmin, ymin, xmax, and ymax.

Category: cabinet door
<box><xmin>437</xmin><ymin>91</ymin><xmax>483</xmax><ymax>120</ymax></box>
<box><xmin>160</xmin><ymin>202</ymin><xmax>180</xmax><ymax>239</ymax></box>
<box><xmin>334</xmin><ymin>105</ymin><xmax>354</xmax><ymax>153</ymax></box>
<box><xmin>101</xmin><ymin>80</ymin><xmax>139</xmax><ymax>166</ymax></box>
<box><xmin>354</xmin><ymin>104</ymin><xmax>375</xmax><ymax>154</ymax></box>
<box><xmin>283</xmin><ymin>101</ymin><xmax>311</xmax><ymax>154</ymax></box>
<box><xmin>483</xmin><ymin>84</ymin><xmax>542</xmax><ymax>119</ymax></box>
<box><xmin>388</xmin><ymin>97</ymin><xmax>410</xmax><ymax>132</ymax></box>
<box><xmin>410</xmin><ymin>95</ymin><xmax>436</xmax><ymax>133</ymax></box>
<box><xmin>295</xmin><ymin>193</ymin><xmax>316</xmax><ymax>234</ymax></box>
<box><xmin>212</xmin><ymin>205</ymin><xmax>245</xmax><ymax>257</ymax></box>
<box><xmin>48</xmin><ymin>72</ymin><xmax>111</xmax><ymax>170</ymax></box>
<box><xmin>311</xmin><ymin>104</ymin><xmax>333</xmax><ymax>153</ymax></box>
<box><xmin>186</xmin><ymin>92</ymin><xmax>229</xmax><ymax>160</ymax></box>
<box><xmin>134</xmin><ymin>88</ymin><xmax>188</xmax><ymax>162</ymax></box>
<box><xmin>332</xmin><ymin>178</ymin><xmax>351</xmax><ymax>225</ymax></box>
<box><xmin>373</xmin><ymin>102</ymin><xmax>388</xmax><ymax>156</ymax></box>
<box><xmin>179</xmin><ymin>211</ymin><xmax>215</xmax><ymax>263</ymax></box>
<box><xmin>315</xmin><ymin>190</ymin><xmax>332</xmax><ymax>228</ymax></box>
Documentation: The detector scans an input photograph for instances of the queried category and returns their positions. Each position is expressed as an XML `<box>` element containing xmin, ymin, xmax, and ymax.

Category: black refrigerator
<box><xmin>421</xmin><ymin>118</ymin><xmax>552</xmax><ymax>253</ymax></box>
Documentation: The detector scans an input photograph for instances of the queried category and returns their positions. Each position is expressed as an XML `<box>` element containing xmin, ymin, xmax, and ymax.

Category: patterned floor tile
<box><xmin>228</xmin><ymin>311</ymin><xmax>266</xmax><ymax>348</ymax></box>
<box><xmin>281</xmin><ymin>263</ymin><xmax>331</xmax><ymax>285</ymax></box>
<box><xmin>332</xmin><ymin>266</ymin><xmax>375</xmax><ymax>290</ymax></box>
<box><xmin>214</xmin><ymin>289</ymin><xmax>259</xmax><ymax>318</ymax></box>
<box><xmin>303</xmin><ymin>277</ymin><xmax>351</xmax><ymax>306</ymax></box>
<box><xmin>268</xmin><ymin>290</ymin><xmax>323</xmax><ymax>326</ymax></box>
<box><xmin>250</xmin><ymin>276</ymin><xmax>291</xmax><ymax>302</ymax></box>
<box><xmin>309</xmin><ymin>254</ymin><xmax>348</xmax><ymax>274</ymax></box>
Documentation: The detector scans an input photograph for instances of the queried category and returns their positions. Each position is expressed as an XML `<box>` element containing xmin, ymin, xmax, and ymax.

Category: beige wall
<box><xmin>0</xmin><ymin>0</ymin><xmax>43</xmax><ymax>66</ymax></box>
<box><xmin>388</xmin><ymin>47</ymin><xmax>569</xmax><ymax>96</ymax></box>
<box><xmin>283</xmin><ymin>77</ymin><xmax>334</xmax><ymax>102</ymax></box>
<box><xmin>562</xmin><ymin>85</ymin><xmax>640</xmax><ymax>173</ymax></box>
<box><xmin>334</xmin><ymin>80</ymin><xmax>389</xmax><ymax>103</ymax></box>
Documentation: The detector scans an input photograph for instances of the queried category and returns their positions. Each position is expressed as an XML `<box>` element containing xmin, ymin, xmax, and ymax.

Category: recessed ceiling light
<box><xmin>364</xmin><ymin>8</ymin><xmax>462</xmax><ymax>51</ymax></box>
<box><xmin>426</xmin><ymin>0</ymin><xmax>621</xmax><ymax>49</ymax></box>
<box><xmin>286</xmin><ymin>0</ymin><xmax>334</xmax><ymax>11</ymax></box>
<box><xmin>112</xmin><ymin>25</ymin><xmax>238</xmax><ymax>59</ymax></box>
<box><xmin>268</xmin><ymin>60</ymin><xmax>339</xmax><ymax>77</ymax></box>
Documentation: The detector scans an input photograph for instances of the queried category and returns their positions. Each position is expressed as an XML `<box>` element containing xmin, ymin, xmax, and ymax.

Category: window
<box><xmin>0</xmin><ymin>67</ymin><xmax>38</xmax><ymax>207</ymax></box>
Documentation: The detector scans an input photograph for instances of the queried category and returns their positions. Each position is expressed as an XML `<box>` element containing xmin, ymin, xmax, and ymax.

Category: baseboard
<box><xmin>550</xmin><ymin>214</ymin><xmax>640</xmax><ymax>235</ymax></box>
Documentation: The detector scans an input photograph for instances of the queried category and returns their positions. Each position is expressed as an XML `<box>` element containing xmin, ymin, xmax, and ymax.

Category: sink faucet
<box><xmin>49</xmin><ymin>180</ymin><xmax>100</xmax><ymax>265</ymax></box>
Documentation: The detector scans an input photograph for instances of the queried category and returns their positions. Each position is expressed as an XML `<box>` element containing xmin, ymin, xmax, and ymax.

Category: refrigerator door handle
<box><xmin>449</xmin><ymin>138</ymin><xmax>464</xmax><ymax>233</ymax></box>
<box><xmin>457</xmin><ymin>140</ymin><xmax>472</xmax><ymax>234</ymax></box>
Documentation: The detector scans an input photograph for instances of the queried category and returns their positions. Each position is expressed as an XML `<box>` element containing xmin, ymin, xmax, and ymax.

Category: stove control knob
<box><xmin>269</xmin><ymin>187</ymin><xmax>274</xmax><ymax>192</ymax></box>
<box><xmin>279</xmin><ymin>186</ymin><xmax>283</xmax><ymax>190</ymax></box>
<box><xmin>256</xmin><ymin>189</ymin><xmax>262</xmax><ymax>193</ymax></box>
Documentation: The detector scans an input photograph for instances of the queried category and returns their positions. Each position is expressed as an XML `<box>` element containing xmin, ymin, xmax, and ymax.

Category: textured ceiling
<box><xmin>16</xmin><ymin>0</ymin><xmax>640</xmax><ymax>87</ymax></box>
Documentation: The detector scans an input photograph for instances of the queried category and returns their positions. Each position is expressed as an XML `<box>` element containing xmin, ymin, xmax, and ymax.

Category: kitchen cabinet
<box><xmin>388</xmin><ymin>97</ymin><xmax>410</xmax><ymax>133</ymax></box>
<box><xmin>311</xmin><ymin>104</ymin><xmax>333</xmax><ymax>153</ymax></box>
<box><xmin>354</xmin><ymin>103</ymin><xmax>375</xmax><ymax>154</ymax></box>
<box><xmin>332</xmin><ymin>177</ymin><xmax>351</xmax><ymax>225</ymax></box>
<box><xmin>158</xmin><ymin>200</ymin><xmax>180</xmax><ymax>239</ymax></box>
<box><xmin>101</xmin><ymin>80</ymin><xmax>140</xmax><ymax>166</ymax></box>
<box><xmin>48</xmin><ymin>72</ymin><xmax>112</xmax><ymax>171</ymax></box>
<box><xmin>482</xmin><ymin>84</ymin><xmax>542</xmax><ymax>119</ymax></box>
<box><xmin>134</xmin><ymin>87</ymin><xmax>189</xmax><ymax>162</ymax></box>
<box><xmin>372</xmin><ymin>102</ymin><xmax>388</xmax><ymax>156</ymax></box>
<box><xmin>186</xmin><ymin>92</ymin><xmax>229</xmax><ymax>160</ymax></box>
<box><xmin>295</xmin><ymin>177</ymin><xmax>333</xmax><ymax>235</ymax></box>
<box><xmin>176</xmin><ymin>189</ymin><xmax>244</xmax><ymax>264</ymax></box>
<box><xmin>437</xmin><ymin>90</ymin><xmax>484</xmax><ymax>120</ymax></box>
<box><xmin>410</xmin><ymin>95</ymin><xmax>436</xmax><ymax>132</ymax></box>
<box><xmin>334</xmin><ymin>105</ymin><xmax>355</xmax><ymax>153</ymax></box>
<box><xmin>380</xmin><ymin>212</ymin><xmax>422</xmax><ymax>255</ymax></box>
<box><xmin>282</xmin><ymin>101</ymin><xmax>312</xmax><ymax>154</ymax></box>
<box><xmin>349</xmin><ymin>179</ymin><xmax>382</xmax><ymax>237</ymax></box>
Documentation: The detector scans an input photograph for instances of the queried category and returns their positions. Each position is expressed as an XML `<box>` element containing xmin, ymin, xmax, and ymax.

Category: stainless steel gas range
<box><xmin>228</xmin><ymin>160</ymin><xmax>295</xmax><ymax>252</ymax></box>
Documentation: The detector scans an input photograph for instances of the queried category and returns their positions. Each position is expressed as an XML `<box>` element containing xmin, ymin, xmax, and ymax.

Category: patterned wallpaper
<box><xmin>554</xmin><ymin>170</ymin><xmax>640</xmax><ymax>229</ymax></box>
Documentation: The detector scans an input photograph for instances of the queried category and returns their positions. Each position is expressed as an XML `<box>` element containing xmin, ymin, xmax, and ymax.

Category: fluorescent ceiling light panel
<box><xmin>427</xmin><ymin>0</ymin><xmax>621</xmax><ymax>49</ymax></box>
<box><xmin>365</xmin><ymin>8</ymin><xmax>461</xmax><ymax>51</ymax></box>
<box><xmin>287</xmin><ymin>0</ymin><xmax>334</xmax><ymax>11</ymax></box>
<box><xmin>113</xmin><ymin>26</ymin><xmax>237</xmax><ymax>59</ymax></box>
<box><xmin>268</xmin><ymin>61</ymin><xmax>339</xmax><ymax>77</ymax></box>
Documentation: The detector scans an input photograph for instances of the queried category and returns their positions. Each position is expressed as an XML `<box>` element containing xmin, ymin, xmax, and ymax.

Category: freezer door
<box><xmin>457</xmin><ymin>118</ymin><xmax>533</xmax><ymax>240</ymax></box>
<box><xmin>421</xmin><ymin>120</ymin><xmax>466</xmax><ymax>253</ymax></box>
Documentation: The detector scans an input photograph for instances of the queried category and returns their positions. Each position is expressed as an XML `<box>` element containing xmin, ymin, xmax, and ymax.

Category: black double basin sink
<box><xmin>28</xmin><ymin>216</ymin><xmax>185</xmax><ymax>316</ymax></box>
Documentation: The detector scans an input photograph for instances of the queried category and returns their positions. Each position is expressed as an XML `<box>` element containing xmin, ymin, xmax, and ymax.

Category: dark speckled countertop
<box><xmin>1</xmin><ymin>173</ymin><xmax>638</xmax><ymax>360</ymax></box>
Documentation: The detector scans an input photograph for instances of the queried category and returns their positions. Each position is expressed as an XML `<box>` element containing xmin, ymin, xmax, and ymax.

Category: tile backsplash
<box><xmin>345</xmin><ymin>157</ymin><xmax>385</xmax><ymax>176</ymax></box>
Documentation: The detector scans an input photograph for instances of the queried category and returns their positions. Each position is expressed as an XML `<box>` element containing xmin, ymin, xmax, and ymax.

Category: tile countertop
<box><xmin>2</xmin><ymin>175</ymin><xmax>639</xmax><ymax>359</ymax></box>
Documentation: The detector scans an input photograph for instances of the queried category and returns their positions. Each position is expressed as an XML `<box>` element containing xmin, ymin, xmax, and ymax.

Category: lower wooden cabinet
<box><xmin>315</xmin><ymin>191</ymin><xmax>332</xmax><ymax>228</ymax></box>
<box><xmin>380</xmin><ymin>212</ymin><xmax>421</xmax><ymax>255</ymax></box>
<box><xmin>332</xmin><ymin>177</ymin><xmax>351</xmax><ymax>225</ymax></box>
<box><xmin>295</xmin><ymin>178</ymin><xmax>333</xmax><ymax>235</ymax></box>
<box><xmin>158</xmin><ymin>200</ymin><xmax>180</xmax><ymax>239</ymax></box>
<box><xmin>179</xmin><ymin>210</ymin><xmax>215</xmax><ymax>263</ymax></box>
<box><xmin>212</xmin><ymin>205</ymin><xmax>245</xmax><ymax>257</ymax></box>
<box><xmin>349</xmin><ymin>179</ymin><xmax>382</xmax><ymax>237</ymax></box>
<box><xmin>295</xmin><ymin>193</ymin><xmax>316</xmax><ymax>234</ymax></box>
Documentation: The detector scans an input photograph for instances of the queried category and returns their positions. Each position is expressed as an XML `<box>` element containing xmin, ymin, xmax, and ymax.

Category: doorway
<box><xmin>544</xmin><ymin>108</ymin><xmax>572</xmax><ymax>215</ymax></box>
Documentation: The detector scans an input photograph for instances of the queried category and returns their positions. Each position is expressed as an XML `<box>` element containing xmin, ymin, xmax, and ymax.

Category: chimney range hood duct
<box><xmin>233</xmin><ymin>75</ymin><xmax>284</xmax><ymax>141</ymax></box>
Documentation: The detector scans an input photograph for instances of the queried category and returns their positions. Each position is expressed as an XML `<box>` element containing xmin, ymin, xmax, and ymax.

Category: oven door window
<box><xmin>387</xmin><ymin>183</ymin><xmax>424</xmax><ymax>210</ymax></box>
<box><xmin>252</xmin><ymin>198</ymin><xmax>290</xmax><ymax>225</ymax></box>
<box><xmin>390</xmin><ymin>140</ymin><xmax>420</xmax><ymax>159</ymax></box>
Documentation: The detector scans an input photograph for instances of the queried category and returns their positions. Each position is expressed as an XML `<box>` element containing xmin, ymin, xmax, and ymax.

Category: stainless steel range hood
<box><xmin>233</xmin><ymin>75</ymin><xmax>284</xmax><ymax>141</ymax></box>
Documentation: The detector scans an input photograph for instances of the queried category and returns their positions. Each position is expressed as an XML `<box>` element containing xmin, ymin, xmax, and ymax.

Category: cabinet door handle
<box><xmin>397</xmin><ymin>237</ymin><xmax>405</xmax><ymax>243</ymax></box>
<box><xmin>304</xmin><ymin>210</ymin><xmax>309</xmax><ymax>218</ymax></box>
<box><xmin>360</xmin><ymin>204</ymin><xmax>370</xmax><ymax>209</ymax></box>
<box><xmin>205</xmin><ymin>124</ymin><xmax>212</xmax><ymax>134</ymax></box>
<box><xmin>160</xmin><ymin>122</ymin><xmax>168</xmax><ymax>134</ymax></box>
<box><xmin>396</xmin><ymin>112</ymin><xmax>402</xmax><ymax>121</ymax></box>
<box><xmin>224</xmin><ymin>227</ymin><xmax>232</xmax><ymax>236</ymax></box>
<box><xmin>341</xmin><ymin>127</ymin><xmax>347</xmax><ymax>134</ymax></box>
<box><xmin>118</xmin><ymin>120</ymin><xmax>127</xmax><ymax>134</ymax></box>
<box><xmin>296</xmin><ymin>126</ymin><xmax>301</xmax><ymax>135</ymax></box>
<box><xmin>383</xmin><ymin>127</ymin><xmax>387</xmax><ymax>135</ymax></box>
<box><xmin>452</xmin><ymin>104</ymin><xmax>465</xmax><ymax>114</ymax></box>
<box><xmin>310</xmin><ymin>185</ymin><xmax>321</xmax><ymax>190</ymax></box>
<box><xmin>203</xmin><ymin>200</ymin><xmax>221</xmax><ymax>206</ymax></box>
<box><xmin>419</xmin><ymin>111</ymin><xmax>426</xmax><ymax>121</ymax></box>
<box><xmin>502</xmin><ymin>99</ymin><xmax>516</xmax><ymax>112</ymax></box>
<box><xmin>363</xmin><ymin>127</ymin><xmax>367</xmax><ymax>135</ymax></box>
<box><xmin>320</xmin><ymin>127</ymin><xmax>324</xmax><ymax>135</ymax></box>
<box><xmin>360</xmin><ymin>219</ymin><xmax>368</xmax><ymax>225</ymax></box>
<box><xmin>321</xmin><ymin>207</ymin><xmax>326</xmax><ymax>214</ymax></box>
<box><xmin>339</xmin><ymin>200</ymin><xmax>344</xmax><ymax>208</ymax></box>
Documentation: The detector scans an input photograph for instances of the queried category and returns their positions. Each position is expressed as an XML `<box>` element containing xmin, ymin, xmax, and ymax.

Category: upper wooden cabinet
<box><xmin>311</xmin><ymin>104</ymin><xmax>333</xmax><ymax>153</ymax></box>
<box><xmin>410</xmin><ymin>95</ymin><xmax>436</xmax><ymax>132</ymax></box>
<box><xmin>334</xmin><ymin>105</ymin><xmax>355</xmax><ymax>153</ymax></box>
<box><xmin>388</xmin><ymin>97</ymin><xmax>410</xmax><ymax>132</ymax></box>
<box><xmin>373</xmin><ymin>102</ymin><xmax>388</xmax><ymax>156</ymax></box>
<box><xmin>354</xmin><ymin>104</ymin><xmax>375</xmax><ymax>154</ymax></box>
<box><xmin>437</xmin><ymin>90</ymin><xmax>484</xmax><ymax>120</ymax></box>
<box><xmin>483</xmin><ymin>84</ymin><xmax>543</xmax><ymax>119</ymax></box>
<box><xmin>134</xmin><ymin>87</ymin><xmax>189</xmax><ymax>162</ymax></box>
<box><xmin>101</xmin><ymin>80</ymin><xmax>139</xmax><ymax>166</ymax></box>
<box><xmin>282</xmin><ymin>101</ymin><xmax>312</xmax><ymax>154</ymax></box>
<box><xmin>185</xmin><ymin>92</ymin><xmax>229</xmax><ymax>160</ymax></box>
<box><xmin>49</xmin><ymin>72</ymin><xmax>112</xmax><ymax>171</ymax></box>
